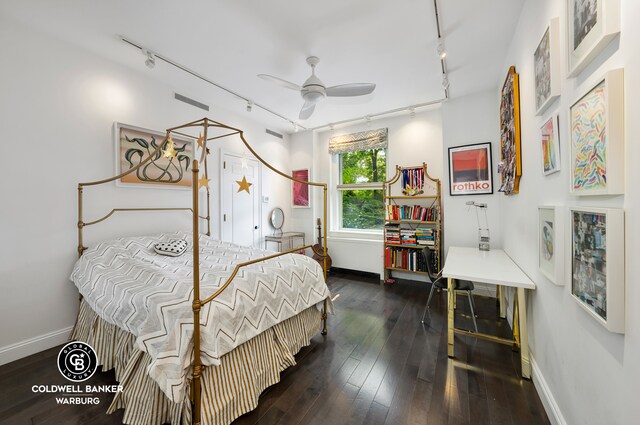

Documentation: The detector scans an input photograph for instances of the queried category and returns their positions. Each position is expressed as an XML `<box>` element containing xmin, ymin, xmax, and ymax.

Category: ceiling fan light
<box><xmin>303</xmin><ymin>91</ymin><xmax>324</xmax><ymax>103</ymax></box>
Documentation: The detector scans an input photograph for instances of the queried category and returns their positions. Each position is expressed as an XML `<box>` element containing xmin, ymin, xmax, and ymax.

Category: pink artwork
<box><xmin>292</xmin><ymin>169</ymin><xmax>310</xmax><ymax>208</ymax></box>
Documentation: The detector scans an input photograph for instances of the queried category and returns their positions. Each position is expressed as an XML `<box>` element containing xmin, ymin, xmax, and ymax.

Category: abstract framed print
<box><xmin>570</xmin><ymin>69</ymin><xmax>624</xmax><ymax>195</ymax></box>
<box><xmin>535</xmin><ymin>18</ymin><xmax>561</xmax><ymax>115</ymax></box>
<box><xmin>499</xmin><ymin>66</ymin><xmax>522</xmax><ymax>195</ymax></box>
<box><xmin>448</xmin><ymin>142</ymin><xmax>493</xmax><ymax>196</ymax></box>
<box><xmin>538</xmin><ymin>206</ymin><xmax>564</xmax><ymax>285</ymax></box>
<box><xmin>567</xmin><ymin>0</ymin><xmax>620</xmax><ymax>77</ymax></box>
<box><xmin>569</xmin><ymin>206</ymin><xmax>624</xmax><ymax>333</ymax></box>
<box><xmin>292</xmin><ymin>168</ymin><xmax>311</xmax><ymax>208</ymax></box>
<box><xmin>541</xmin><ymin>115</ymin><xmax>561</xmax><ymax>176</ymax></box>
<box><xmin>115</xmin><ymin>122</ymin><xmax>195</xmax><ymax>189</ymax></box>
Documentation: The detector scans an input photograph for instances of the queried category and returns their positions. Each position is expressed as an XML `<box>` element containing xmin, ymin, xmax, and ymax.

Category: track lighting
<box><xmin>409</xmin><ymin>107</ymin><xmax>416</xmax><ymax>119</ymax></box>
<box><xmin>437</xmin><ymin>38</ymin><xmax>447</xmax><ymax>60</ymax></box>
<box><xmin>365</xmin><ymin>116</ymin><xmax>372</xmax><ymax>126</ymax></box>
<box><xmin>143</xmin><ymin>49</ymin><xmax>156</xmax><ymax>69</ymax></box>
<box><xmin>246</xmin><ymin>101</ymin><xmax>253</xmax><ymax>112</ymax></box>
<box><xmin>442</xmin><ymin>74</ymin><xmax>450</xmax><ymax>90</ymax></box>
<box><xmin>293</xmin><ymin>123</ymin><xmax>299</xmax><ymax>133</ymax></box>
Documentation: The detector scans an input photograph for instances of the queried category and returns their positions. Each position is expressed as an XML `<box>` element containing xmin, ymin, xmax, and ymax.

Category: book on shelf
<box><xmin>385</xmin><ymin>226</ymin><xmax>437</xmax><ymax>246</ymax></box>
<box><xmin>386</xmin><ymin>204</ymin><xmax>439</xmax><ymax>221</ymax></box>
<box><xmin>384</xmin><ymin>246</ymin><xmax>428</xmax><ymax>272</ymax></box>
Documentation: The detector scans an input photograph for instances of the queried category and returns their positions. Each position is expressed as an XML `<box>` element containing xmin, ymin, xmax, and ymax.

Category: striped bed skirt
<box><xmin>71</xmin><ymin>299</ymin><xmax>322</xmax><ymax>425</ymax></box>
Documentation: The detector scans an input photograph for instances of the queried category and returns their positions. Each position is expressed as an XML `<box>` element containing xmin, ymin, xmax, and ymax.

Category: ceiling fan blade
<box><xmin>299</xmin><ymin>102</ymin><xmax>316</xmax><ymax>120</ymax></box>
<box><xmin>257</xmin><ymin>74</ymin><xmax>301</xmax><ymax>91</ymax></box>
<box><xmin>326</xmin><ymin>83</ymin><xmax>376</xmax><ymax>97</ymax></box>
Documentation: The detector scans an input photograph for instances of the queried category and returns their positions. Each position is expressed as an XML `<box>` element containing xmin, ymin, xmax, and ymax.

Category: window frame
<box><xmin>332</xmin><ymin>148</ymin><xmax>387</xmax><ymax>235</ymax></box>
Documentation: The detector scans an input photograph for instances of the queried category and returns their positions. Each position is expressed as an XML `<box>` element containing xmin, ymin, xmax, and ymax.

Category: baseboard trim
<box><xmin>531</xmin><ymin>354</ymin><xmax>567</xmax><ymax>425</ymax></box>
<box><xmin>0</xmin><ymin>326</ymin><xmax>73</xmax><ymax>366</ymax></box>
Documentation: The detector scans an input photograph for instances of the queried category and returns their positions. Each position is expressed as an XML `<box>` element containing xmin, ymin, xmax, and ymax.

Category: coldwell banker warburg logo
<box><xmin>57</xmin><ymin>341</ymin><xmax>98</xmax><ymax>381</ymax></box>
<box><xmin>30</xmin><ymin>341</ymin><xmax>122</xmax><ymax>405</ymax></box>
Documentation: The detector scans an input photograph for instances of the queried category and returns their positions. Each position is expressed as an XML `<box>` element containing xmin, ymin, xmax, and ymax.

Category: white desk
<box><xmin>442</xmin><ymin>247</ymin><xmax>535</xmax><ymax>378</ymax></box>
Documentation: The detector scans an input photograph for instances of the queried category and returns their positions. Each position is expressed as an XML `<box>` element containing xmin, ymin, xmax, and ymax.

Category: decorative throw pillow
<box><xmin>154</xmin><ymin>239</ymin><xmax>188</xmax><ymax>257</ymax></box>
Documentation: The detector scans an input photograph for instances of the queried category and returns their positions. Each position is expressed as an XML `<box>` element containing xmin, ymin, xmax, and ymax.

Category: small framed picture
<box><xmin>448</xmin><ymin>142</ymin><xmax>493</xmax><ymax>196</ymax></box>
<box><xmin>534</xmin><ymin>18</ymin><xmax>561</xmax><ymax>115</ymax></box>
<box><xmin>292</xmin><ymin>169</ymin><xmax>311</xmax><ymax>208</ymax></box>
<box><xmin>114</xmin><ymin>122</ymin><xmax>195</xmax><ymax>189</ymax></box>
<box><xmin>570</xmin><ymin>69</ymin><xmax>624</xmax><ymax>195</ymax></box>
<box><xmin>569</xmin><ymin>206</ymin><xmax>625</xmax><ymax>333</ymax></box>
<box><xmin>541</xmin><ymin>115</ymin><xmax>560</xmax><ymax>176</ymax></box>
<box><xmin>567</xmin><ymin>0</ymin><xmax>620</xmax><ymax>77</ymax></box>
<box><xmin>538</xmin><ymin>206</ymin><xmax>564</xmax><ymax>285</ymax></box>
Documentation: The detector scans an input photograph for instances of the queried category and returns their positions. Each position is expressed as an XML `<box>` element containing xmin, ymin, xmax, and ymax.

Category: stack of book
<box><xmin>400</xmin><ymin>229</ymin><xmax>417</xmax><ymax>245</ymax></box>
<box><xmin>384</xmin><ymin>223</ymin><xmax>401</xmax><ymax>244</ymax></box>
<box><xmin>386</xmin><ymin>205</ymin><xmax>438</xmax><ymax>221</ymax></box>
<box><xmin>415</xmin><ymin>227</ymin><xmax>436</xmax><ymax>246</ymax></box>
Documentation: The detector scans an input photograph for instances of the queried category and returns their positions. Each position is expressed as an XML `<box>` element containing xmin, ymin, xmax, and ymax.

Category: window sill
<box><xmin>328</xmin><ymin>229</ymin><xmax>383</xmax><ymax>243</ymax></box>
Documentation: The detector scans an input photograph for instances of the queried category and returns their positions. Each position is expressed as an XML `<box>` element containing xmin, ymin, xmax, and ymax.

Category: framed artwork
<box><xmin>569</xmin><ymin>207</ymin><xmax>624</xmax><ymax>333</ymax></box>
<box><xmin>447</xmin><ymin>143</ymin><xmax>493</xmax><ymax>196</ymax></box>
<box><xmin>292</xmin><ymin>168</ymin><xmax>310</xmax><ymax>208</ymax></box>
<box><xmin>498</xmin><ymin>66</ymin><xmax>522</xmax><ymax>196</ymax></box>
<box><xmin>534</xmin><ymin>18</ymin><xmax>561</xmax><ymax>115</ymax></box>
<box><xmin>570</xmin><ymin>69</ymin><xmax>624</xmax><ymax>195</ymax></box>
<box><xmin>567</xmin><ymin>0</ymin><xmax>620</xmax><ymax>77</ymax></box>
<box><xmin>541</xmin><ymin>115</ymin><xmax>561</xmax><ymax>176</ymax></box>
<box><xmin>115</xmin><ymin>123</ymin><xmax>195</xmax><ymax>189</ymax></box>
<box><xmin>538</xmin><ymin>206</ymin><xmax>564</xmax><ymax>285</ymax></box>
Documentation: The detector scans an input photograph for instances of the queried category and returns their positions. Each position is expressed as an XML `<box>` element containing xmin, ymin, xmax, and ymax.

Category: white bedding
<box><xmin>70</xmin><ymin>232</ymin><xmax>331</xmax><ymax>403</ymax></box>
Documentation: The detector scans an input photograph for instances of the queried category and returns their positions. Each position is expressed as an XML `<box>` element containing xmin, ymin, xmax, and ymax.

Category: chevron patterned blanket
<box><xmin>70</xmin><ymin>232</ymin><xmax>331</xmax><ymax>403</ymax></box>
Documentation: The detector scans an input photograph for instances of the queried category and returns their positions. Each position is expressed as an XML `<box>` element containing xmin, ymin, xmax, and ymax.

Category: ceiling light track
<box><xmin>120</xmin><ymin>36</ymin><xmax>306</xmax><ymax>131</ymax></box>
<box><xmin>309</xmin><ymin>97</ymin><xmax>446</xmax><ymax>131</ymax></box>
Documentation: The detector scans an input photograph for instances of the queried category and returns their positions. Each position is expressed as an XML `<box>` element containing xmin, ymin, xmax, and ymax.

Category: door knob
<box><xmin>254</xmin><ymin>225</ymin><xmax>259</xmax><ymax>230</ymax></box>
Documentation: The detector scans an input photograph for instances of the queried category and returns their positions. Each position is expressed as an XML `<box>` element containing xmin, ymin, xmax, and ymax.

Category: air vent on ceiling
<box><xmin>265</xmin><ymin>129</ymin><xmax>283</xmax><ymax>139</ymax></box>
<box><xmin>174</xmin><ymin>93</ymin><xmax>209</xmax><ymax>111</ymax></box>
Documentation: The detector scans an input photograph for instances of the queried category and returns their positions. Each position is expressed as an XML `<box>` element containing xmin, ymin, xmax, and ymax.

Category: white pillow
<box><xmin>154</xmin><ymin>239</ymin><xmax>188</xmax><ymax>257</ymax></box>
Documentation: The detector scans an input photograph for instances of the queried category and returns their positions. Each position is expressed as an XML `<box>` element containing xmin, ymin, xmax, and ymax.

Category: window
<box><xmin>338</xmin><ymin>148</ymin><xmax>387</xmax><ymax>230</ymax></box>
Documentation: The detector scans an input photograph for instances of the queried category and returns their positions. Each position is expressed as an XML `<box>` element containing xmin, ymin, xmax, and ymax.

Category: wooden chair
<box><xmin>420</xmin><ymin>248</ymin><xmax>478</xmax><ymax>332</ymax></box>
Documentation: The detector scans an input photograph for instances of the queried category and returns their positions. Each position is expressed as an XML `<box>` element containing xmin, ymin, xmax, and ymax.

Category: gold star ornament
<box><xmin>162</xmin><ymin>137</ymin><xmax>177</xmax><ymax>159</ymax></box>
<box><xmin>198</xmin><ymin>174</ymin><xmax>210</xmax><ymax>189</ymax></box>
<box><xmin>236</xmin><ymin>176</ymin><xmax>252</xmax><ymax>194</ymax></box>
<box><xmin>197</xmin><ymin>133</ymin><xmax>204</xmax><ymax>149</ymax></box>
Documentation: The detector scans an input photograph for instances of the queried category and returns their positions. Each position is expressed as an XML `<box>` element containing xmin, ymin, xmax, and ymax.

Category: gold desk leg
<box><xmin>447</xmin><ymin>277</ymin><xmax>455</xmax><ymax>357</ymax></box>
<box><xmin>498</xmin><ymin>285</ymin><xmax>506</xmax><ymax>319</ymax></box>
<box><xmin>517</xmin><ymin>287</ymin><xmax>531</xmax><ymax>379</ymax></box>
<box><xmin>512</xmin><ymin>289</ymin><xmax>520</xmax><ymax>351</ymax></box>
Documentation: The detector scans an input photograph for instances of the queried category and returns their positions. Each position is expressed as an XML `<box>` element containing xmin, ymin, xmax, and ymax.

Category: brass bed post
<box><xmin>321</xmin><ymin>185</ymin><xmax>328</xmax><ymax>336</ymax></box>
<box><xmin>191</xmin><ymin>157</ymin><xmax>203</xmax><ymax>425</ymax></box>
<box><xmin>77</xmin><ymin>185</ymin><xmax>84</xmax><ymax>257</ymax></box>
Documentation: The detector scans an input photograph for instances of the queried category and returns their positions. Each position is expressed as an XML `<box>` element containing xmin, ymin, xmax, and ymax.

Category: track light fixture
<box><xmin>441</xmin><ymin>74</ymin><xmax>450</xmax><ymax>90</ymax></box>
<box><xmin>409</xmin><ymin>107</ymin><xmax>416</xmax><ymax>119</ymax></box>
<box><xmin>437</xmin><ymin>38</ymin><xmax>447</xmax><ymax>59</ymax></box>
<box><xmin>365</xmin><ymin>115</ymin><xmax>372</xmax><ymax>126</ymax></box>
<box><xmin>143</xmin><ymin>49</ymin><xmax>156</xmax><ymax>69</ymax></box>
<box><xmin>293</xmin><ymin>123</ymin><xmax>299</xmax><ymax>133</ymax></box>
<box><xmin>246</xmin><ymin>101</ymin><xmax>253</xmax><ymax>112</ymax></box>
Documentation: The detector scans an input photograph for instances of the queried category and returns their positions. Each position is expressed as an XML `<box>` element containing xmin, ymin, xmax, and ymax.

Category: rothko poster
<box><xmin>448</xmin><ymin>143</ymin><xmax>493</xmax><ymax>195</ymax></box>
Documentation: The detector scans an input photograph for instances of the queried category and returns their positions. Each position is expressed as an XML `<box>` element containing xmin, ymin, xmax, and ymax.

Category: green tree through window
<box><xmin>339</xmin><ymin>148</ymin><xmax>386</xmax><ymax>230</ymax></box>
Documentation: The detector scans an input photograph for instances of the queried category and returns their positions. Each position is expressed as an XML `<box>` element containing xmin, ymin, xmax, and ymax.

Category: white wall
<box><xmin>289</xmin><ymin>109</ymin><xmax>443</xmax><ymax>278</ymax></box>
<box><xmin>499</xmin><ymin>1</ymin><xmax>640</xmax><ymax>424</ymax></box>
<box><xmin>0</xmin><ymin>18</ymin><xmax>292</xmax><ymax>365</ymax></box>
<box><xmin>440</xmin><ymin>90</ymin><xmax>502</xmax><ymax>297</ymax></box>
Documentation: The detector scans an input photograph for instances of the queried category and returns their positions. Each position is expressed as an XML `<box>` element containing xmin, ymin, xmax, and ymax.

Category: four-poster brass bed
<box><xmin>73</xmin><ymin>117</ymin><xmax>331</xmax><ymax>425</ymax></box>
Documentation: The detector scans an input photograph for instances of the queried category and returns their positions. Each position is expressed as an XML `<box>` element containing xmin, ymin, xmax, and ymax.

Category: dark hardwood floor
<box><xmin>0</xmin><ymin>272</ymin><xmax>550</xmax><ymax>425</ymax></box>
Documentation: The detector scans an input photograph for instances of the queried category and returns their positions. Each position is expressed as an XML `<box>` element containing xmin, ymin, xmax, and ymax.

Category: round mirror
<box><xmin>270</xmin><ymin>208</ymin><xmax>284</xmax><ymax>231</ymax></box>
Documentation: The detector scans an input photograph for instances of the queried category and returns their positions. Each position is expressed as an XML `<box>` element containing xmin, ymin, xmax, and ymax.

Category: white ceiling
<box><xmin>1</xmin><ymin>0</ymin><xmax>524</xmax><ymax>133</ymax></box>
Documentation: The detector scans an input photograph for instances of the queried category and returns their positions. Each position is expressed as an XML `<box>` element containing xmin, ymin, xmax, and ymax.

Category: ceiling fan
<box><xmin>258</xmin><ymin>56</ymin><xmax>376</xmax><ymax>120</ymax></box>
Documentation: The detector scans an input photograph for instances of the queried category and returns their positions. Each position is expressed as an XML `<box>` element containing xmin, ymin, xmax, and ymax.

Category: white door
<box><xmin>221</xmin><ymin>154</ymin><xmax>261</xmax><ymax>247</ymax></box>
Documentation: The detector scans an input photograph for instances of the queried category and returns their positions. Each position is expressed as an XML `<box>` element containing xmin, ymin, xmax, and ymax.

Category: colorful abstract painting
<box><xmin>292</xmin><ymin>169</ymin><xmax>310</xmax><ymax>208</ymax></box>
<box><xmin>117</xmin><ymin>123</ymin><xmax>194</xmax><ymax>189</ymax></box>
<box><xmin>541</xmin><ymin>115</ymin><xmax>560</xmax><ymax>175</ymax></box>
<box><xmin>571</xmin><ymin>81</ymin><xmax>606</xmax><ymax>192</ymax></box>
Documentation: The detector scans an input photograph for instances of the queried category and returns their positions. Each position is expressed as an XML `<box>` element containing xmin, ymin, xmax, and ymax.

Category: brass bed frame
<box><xmin>76</xmin><ymin>117</ymin><xmax>329</xmax><ymax>425</ymax></box>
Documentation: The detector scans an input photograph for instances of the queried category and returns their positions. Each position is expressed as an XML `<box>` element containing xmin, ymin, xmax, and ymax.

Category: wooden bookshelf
<box><xmin>382</xmin><ymin>163</ymin><xmax>442</xmax><ymax>282</ymax></box>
